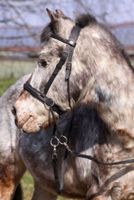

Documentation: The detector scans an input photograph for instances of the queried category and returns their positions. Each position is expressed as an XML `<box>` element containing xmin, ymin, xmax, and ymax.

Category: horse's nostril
<box><xmin>11</xmin><ymin>106</ymin><xmax>17</xmax><ymax>116</ymax></box>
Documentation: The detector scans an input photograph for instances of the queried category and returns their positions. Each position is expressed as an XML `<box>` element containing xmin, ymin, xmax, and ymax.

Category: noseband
<box><xmin>24</xmin><ymin>24</ymin><xmax>81</xmax><ymax>115</ymax></box>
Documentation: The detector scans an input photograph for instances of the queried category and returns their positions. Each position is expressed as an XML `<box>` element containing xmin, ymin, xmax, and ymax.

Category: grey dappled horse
<box><xmin>0</xmin><ymin>76</ymin><xmax>27</xmax><ymax>200</ymax></box>
<box><xmin>11</xmin><ymin>9</ymin><xmax>134</xmax><ymax>199</ymax></box>
<box><xmin>0</xmin><ymin>74</ymin><xmax>116</xmax><ymax>200</ymax></box>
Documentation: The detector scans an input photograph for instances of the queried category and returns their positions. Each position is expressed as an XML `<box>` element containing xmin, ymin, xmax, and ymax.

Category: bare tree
<box><xmin>0</xmin><ymin>0</ymin><xmax>133</xmax><ymax>58</ymax></box>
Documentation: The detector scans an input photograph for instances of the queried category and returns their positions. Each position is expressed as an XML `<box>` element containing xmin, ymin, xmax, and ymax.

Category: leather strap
<box><xmin>24</xmin><ymin>82</ymin><xmax>65</xmax><ymax>115</ymax></box>
<box><xmin>24</xmin><ymin>24</ymin><xmax>81</xmax><ymax>116</ymax></box>
<box><xmin>44</xmin><ymin>25</ymin><xmax>81</xmax><ymax>95</ymax></box>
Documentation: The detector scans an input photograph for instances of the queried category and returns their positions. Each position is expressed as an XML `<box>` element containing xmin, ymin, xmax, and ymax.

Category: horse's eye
<box><xmin>38</xmin><ymin>59</ymin><xmax>47</xmax><ymax>68</ymax></box>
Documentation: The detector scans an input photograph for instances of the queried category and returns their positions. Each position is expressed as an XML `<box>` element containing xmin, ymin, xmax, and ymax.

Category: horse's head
<box><xmin>14</xmin><ymin>9</ymin><xmax>93</xmax><ymax>133</ymax></box>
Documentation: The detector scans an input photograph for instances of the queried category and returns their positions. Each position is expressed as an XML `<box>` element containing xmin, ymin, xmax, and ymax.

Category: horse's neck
<box><xmin>80</xmin><ymin>66</ymin><xmax>134</xmax><ymax>140</ymax></box>
<box><xmin>76</xmin><ymin>27</ymin><xmax>134</xmax><ymax>139</ymax></box>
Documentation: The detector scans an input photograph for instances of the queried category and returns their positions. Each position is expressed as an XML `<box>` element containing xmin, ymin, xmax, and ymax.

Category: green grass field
<box><xmin>21</xmin><ymin>172</ymin><xmax>34</xmax><ymax>200</ymax></box>
<box><xmin>0</xmin><ymin>59</ymin><xmax>34</xmax><ymax>79</ymax></box>
<box><xmin>0</xmin><ymin>77</ymin><xmax>16</xmax><ymax>96</ymax></box>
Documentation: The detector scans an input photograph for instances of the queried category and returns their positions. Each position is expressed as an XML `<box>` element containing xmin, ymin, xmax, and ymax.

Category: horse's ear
<box><xmin>46</xmin><ymin>8</ymin><xmax>56</xmax><ymax>21</ymax></box>
<box><xmin>55</xmin><ymin>9</ymin><xmax>64</xmax><ymax>18</ymax></box>
<box><xmin>46</xmin><ymin>8</ymin><xmax>64</xmax><ymax>22</ymax></box>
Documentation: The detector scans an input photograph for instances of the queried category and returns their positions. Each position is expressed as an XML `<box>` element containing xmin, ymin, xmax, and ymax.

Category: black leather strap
<box><xmin>24</xmin><ymin>82</ymin><xmax>65</xmax><ymax>115</ymax></box>
<box><xmin>52</xmin><ymin>154</ymin><xmax>62</xmax><ymax>194</ymax></box>
<box><xmin>24</xmin><ymin>24</ymin><xmax>81</xmax><ymax>115</ymax></box>
<box><xmin>43</xmin><ymin>51</ymin><xmax>68</xmax><ymax>95</ymax></box>
<box><xmin>70</xmin><ymin>151</ymin><xmax>134</xmax><ymax>165</ymax></box>
<box><xmin>51</xmin><ymin>33</ymin><xmax>76</xmax><ymax>47</ymax></box>
<box><xmin>44</xmin><ymin>25</ymin><xmax>81</xmax><ymax>95</ymax></box>
<box><xmin>23</xmin><ymin>24</ymin><xmax>82</xmax><ymax>195</ymax></box>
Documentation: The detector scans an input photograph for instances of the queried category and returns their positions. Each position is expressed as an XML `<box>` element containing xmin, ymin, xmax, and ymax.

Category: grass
<box><xmin>0</xmin><ymin>77</ymin><xmax>16</xmax><ymax>96</ymax></box>
<box><xmin>21</xmin><ymin>172</ymin><xmax>34</xmax><ymax>200</ymax></box>
<box><xmin>0</xmin><ymin>59</ymin><xmax>35</xmax><ymax>79</ymax></box>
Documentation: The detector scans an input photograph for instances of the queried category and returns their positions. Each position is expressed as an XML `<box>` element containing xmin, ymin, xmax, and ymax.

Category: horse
<box><xmin>0</xmin><ymin>73</ymin><xmax>120</xmax><ymax>200</ymax></box>
<box><xmin>13</xmin><ymin>9</ymin><xmax>134</xmax><ymax>199</ymax></box>
<box><xmin>2</xmin><ymin>75</ymin><xmax>134</xmax><ymax>200</ymax></box>
<box><xmin>0</xmin><ymin>75</ymin><xmax>28</xmax><ymax>200</ymax></box>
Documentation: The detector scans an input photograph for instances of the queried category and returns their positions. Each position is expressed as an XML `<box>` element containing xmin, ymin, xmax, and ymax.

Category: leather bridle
<box><xmin>24</xmin><ymin>24</ymin><xmax>81</xmax><ymax>115</ymax></box>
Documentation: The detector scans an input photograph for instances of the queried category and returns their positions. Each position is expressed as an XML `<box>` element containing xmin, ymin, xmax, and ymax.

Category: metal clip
<box><xmin>59</xmin><ymin>135</ymin><xmax>67</xmax><ymax>145</ymax></box>
<box><xmin>50</xmin><ymin>136</ymin><xmax>59</xmax><ymax>159</ymax></box>
<box><xmin>59</xmin><ymin>135</ymin><xmax>72</xmax><ymax>153</ymax></box>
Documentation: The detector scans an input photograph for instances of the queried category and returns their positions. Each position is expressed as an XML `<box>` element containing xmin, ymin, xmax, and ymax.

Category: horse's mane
<box><xmin>76</xmin><ymin>14</ymin><xmax>96</xmax><ymax>28</ymax></box>
<box><xmin>40</xmin><ymin>23</ymin><xmax>52</xmax><ymax>43</ymax></box>
<box><xmin>40</xmin><ymin>13</ymin><xmax>96</xmax><ymax>43</ymax></box>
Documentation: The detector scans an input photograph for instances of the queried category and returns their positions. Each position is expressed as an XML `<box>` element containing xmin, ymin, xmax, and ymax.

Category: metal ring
<box><xmin>68</xmin><ymin>40</ymin><xmax>76</xmax><ymax>47</ymax></box>
<box><xmin>45</xmin><ymin>98</ymin><xmax>55</xmax><ymax>107</ymax></box>
<box><xmin>50</xmin><ymin>136</ymin><xmax>59</xmax><ymax>147</ymax></box>
<box><xmin>59</xmin><ymin>135</ymin><xmax>67</xmax><ymax>145</ymax></box>
<box><xmin>44</xmin><ymin>98</ymin><xmax>55</xmax><ymax>110</ymax></box>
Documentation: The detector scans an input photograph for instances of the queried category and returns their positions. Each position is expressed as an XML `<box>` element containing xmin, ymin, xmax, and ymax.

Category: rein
<box><xmin>51</xmin><ymin>135</ymin><xmax>134</xmax><ymax>166</ymax></box>
<box><xmin>50</xmin><ymin>132</ymin><xmax>134</xmax><ymax>195</ymax></box>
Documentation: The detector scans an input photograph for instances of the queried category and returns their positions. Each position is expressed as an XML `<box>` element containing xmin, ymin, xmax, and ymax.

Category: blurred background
<box><xmin>0</xmin><ymin>0</ymin><xmax>134</xmax><ymax>199</ymax></box>
<box><xmin>0</xmin><ymin>0</ymin><xmax>134</xmax><ymax>83</ymax></box>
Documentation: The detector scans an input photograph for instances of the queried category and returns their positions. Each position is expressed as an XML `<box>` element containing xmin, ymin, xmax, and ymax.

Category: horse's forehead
<box><xmin>39</xmin><ymin>43</ymin><xmax>63</xmax><ymax>58</ymax></box>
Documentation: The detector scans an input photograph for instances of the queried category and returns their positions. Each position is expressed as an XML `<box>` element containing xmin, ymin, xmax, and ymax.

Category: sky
<box><xmin>0</xmin><ymin>0</ymin><xmax>133</xmax><ymax>53</ymax></box>
<box><xmin>0</xmin><ymin>0</ymin><xmax>134</xmax><ymax>27</ymax></box>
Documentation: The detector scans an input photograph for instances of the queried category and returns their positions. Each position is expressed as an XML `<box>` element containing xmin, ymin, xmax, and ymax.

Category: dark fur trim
<box><xmin>40</xmin><ymin>23</ymin><xmax>52</xmax><ymax>43</ymax></box>
<box><xmin>76</xmin><ymin>14</ymin><xmax>96</xmax><ymax>28</ymax></box>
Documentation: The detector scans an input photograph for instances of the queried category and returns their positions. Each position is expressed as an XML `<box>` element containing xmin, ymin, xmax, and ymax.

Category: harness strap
<box><xmin>70</xmin><ymin>151</ymin><xmax>134</xmax><ymax>166</ymax></box>
<box><xmin>52</xmin><ymin>154</ymin><xmax>62</xmax><ymax>193</ymax></box>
